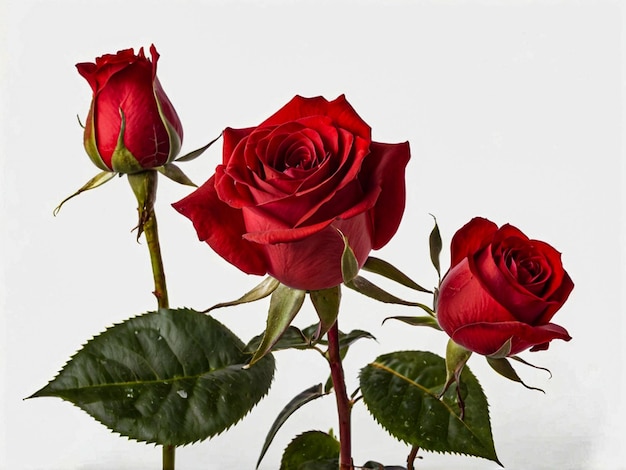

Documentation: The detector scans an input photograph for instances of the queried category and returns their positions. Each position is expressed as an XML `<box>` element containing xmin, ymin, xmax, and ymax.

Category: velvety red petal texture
<box><xmin>359</xmin><ymin>141</ymin><xmax>411</xmax><ymax>249</ymax></box>
<box><xmin>259</xmin><ymin>95</ymin><xmax>371</xmax><ymax>141</ymax></box>
<box><xmin>77</xmin><ymin>45</ymin><xmax>182</xmax><ymax>171</ymax></box>
<box><xmin>260</xmin><ymin>214</ymin><xmax>374</xmax><ymax>290</ymax></box>
<box><xmin>437</xmin><ymin>220</ymin><xmax>573</xmax><ymax>357</ymax></box>
<box><xmin>172</xmin><ymin>176</ymin><xmax>268</xmax><ymax>276</ymax></box>
<box><xmin>451</xmin><ymin>321</ymin><xmax>571</xmax><ymax>356</ymax></box>
<box><xmin>174</xmin><ymin>95</ymin><xmax>409</xmax><ymax>290</ymax></box>
<box><xmin>449</xmin><ymin>217</ymin><xmax>498</xmax><ymax>267</ymax></box>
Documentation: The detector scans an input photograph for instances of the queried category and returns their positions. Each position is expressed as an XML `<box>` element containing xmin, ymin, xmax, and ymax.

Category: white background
<box><xmin>1</xmin><ymin>1</ymin><xmax>624</xmax><ymax>469</ymax></box>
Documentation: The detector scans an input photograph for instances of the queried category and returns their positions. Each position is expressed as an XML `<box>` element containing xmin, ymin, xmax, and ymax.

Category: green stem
<box><xmin>143</xmin><ymin>210</ymin><xmax>169</xmax><ymax>309</ymax></box>
<box><xmin>328</xmin><ymin>320</ymin><xmax>352</xmax><ymax>470</ymax></box>
<box><xmin>130</xmin><ymin>172</ymin><xmax>174</xmax><ymax>470</ymax></box>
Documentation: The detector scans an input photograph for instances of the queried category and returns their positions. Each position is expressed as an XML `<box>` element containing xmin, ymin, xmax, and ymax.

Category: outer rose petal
<box><xmin>261</xmin><ymin>213</ymin><xmax>374</xmax><ymax>290</ymax></box>
<box><xmin>437</xmin><ymin>258</ymin><xmax>571</xmax><ymax>355</ymax></box>
<box><xmin>449</xmin><ymin>217</ymin><xmax>498</xmax><ymax>267</ymax></box>
<box><xmin>172</xmin><ymin>176</ymin><xmax>268</xmax><ymax>276</ymax></box>
<box><xmin>451</xmin><ymin>321</ymin><xmax>571</xmax><ymax>356</ymax></box>
<box><xmin>359</xmin><ymin>141</ymin><xmax>411</xmax><ymax>249</ymax></box>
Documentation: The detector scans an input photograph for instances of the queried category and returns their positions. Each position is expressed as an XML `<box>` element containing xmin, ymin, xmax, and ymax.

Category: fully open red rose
<box><xmin>436</xmin><ymin>217</ymin><xmax>573</xmax><ymax>356</ymax></box>
<box><xmin>76</xmin><ymin>45</ymin><xmax>183</xmax><ymax>174</ymax></box>
<box><xmin>173</xmin><ymin>95</ymin><xmax>410</xmax><ymax>290</ymax></box>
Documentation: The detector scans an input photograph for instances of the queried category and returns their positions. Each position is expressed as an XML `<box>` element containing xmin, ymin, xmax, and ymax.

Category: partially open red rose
<box><xmin>173</xmin><ymin>95</ymin><xmax>410</xmax><ymax>290</ymax></box>
<box><xmin>436</xmin><ymin>217</ymin><xmax>574</xmax><ymax>356</ymax></box>
<box><xmin>76</xmin><ymin>45</ymin><xmax>183</xmax><ymax>174</ymax></box>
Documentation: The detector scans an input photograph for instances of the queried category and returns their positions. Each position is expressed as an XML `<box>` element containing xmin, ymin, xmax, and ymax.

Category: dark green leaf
<box><xmin>486</xmin><ymin>357</ymin><xmax>545</xmax><ymax>393</ymax></box>
<box><xmin>175</xmin><ymin>133</ymin><xmax>221</xmax><ymax>162</ymax></box>
<box><xmin>246</xmin><ymin>326</ymin><xmax>310</xmax><ymax>354</ymax></box>
<box><xmin>363</xmin><ymin>257</ymin><xmax>432</xmax><ymax>293</ymax></box>
<box><xmin>360</xmin><ymin>351</ymin><xmax>500</xmax><ymax>464</ymax></box>
<box><xmin>249</xmin><ymin>284</ymin><xmax>306</xmax><ymax>365</ymax></box>
<box><xmin>310</xmin><ymin>286</ymin><xmax>341</xmax><ymax>341</ymax></box>
<box><xmin>204</xmin><ymin>276</ymin><xmax>280</xmax><ymax>313</ymax></box>
<box><xmin>280</xmin><ymin>430</ymin><xmax>340</xmax><ymax>470</ymax></box>
<box><xmin>337</xmin><ymin>329</ymin><xmax>376</xmax><ymax>350</ymax></box>
<box><xmin>257</xmin><ymin>384</ymin><xmax>326</xmax><ymax>468</ymax></box>
<box><xmin>29</xmin><ymin>308</ymin><xmax>274</xmax><ymax>446</ymax></box>
<box><xmin>382</xmin><ymin>316</ymin><xmax>442</xmax><ymax>330</ymax></box>
<box><xmin>429</xmin><ymin>214</ymin><xmax>442</xmax><ymax>280</ymax></box>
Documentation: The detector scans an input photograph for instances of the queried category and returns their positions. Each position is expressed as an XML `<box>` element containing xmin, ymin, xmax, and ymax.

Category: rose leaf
<box><xmin>359</xmin><ymin>350</ymin><xmax>501</xmax><ymax>465</ymax></box>
<box><xmin>280</xmin><ymin>430</ymin><xmax>340</xmax><ymax>470</ymax></box>
<box><xmin>28</xmin><ymin>308</ymin><xmax>274</xmax><ymax>446</ymax></box>
<box><xmin>257</xmin><ymin>384</ymin><xmax>326</xmax><ymax>468</ymax></box>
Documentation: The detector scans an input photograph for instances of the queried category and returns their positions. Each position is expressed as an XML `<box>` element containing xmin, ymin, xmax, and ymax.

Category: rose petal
<box><xmin>172</xmin><ymin>176</ymin><xmax>268</xmax><ymax>275</ymax></box>
<box><xmin>259</xmin><ymin>95</ymin><xmax>371</xmax><ymax>141</ymax></box>
<box><xmin>451</xmin><ymin>321</ymin><xmax>572</xmax><ymax>356</ymax></box>
<box><xmin>260</xmin><ymin>213</ymin><xmax>373</xmax><ymax>290</ymax></box>
<box><xmin>358</xmin><ymin>141</ymin><xmax>411</xmax><ymax>249</ymax></box>
<box><xmin>449</xmin><ymin>217</ymin><xmax>498</xmax><ymax>268</ymax></box>
<box><xmin>473</xmin><ymin>242</ymin><xmax>551</xmax><ymax>324</ymax></box>
<box><xmin>437</xmin><ymin>258</ymin><xmax>517</xmax><ymax>335</ymax></box>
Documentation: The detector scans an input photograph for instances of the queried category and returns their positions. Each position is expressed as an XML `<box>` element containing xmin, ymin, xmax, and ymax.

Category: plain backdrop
<box><xmin>1</xmin><ymin>1</ymin><xmax>624</xmax><ymax>469</ymax></box>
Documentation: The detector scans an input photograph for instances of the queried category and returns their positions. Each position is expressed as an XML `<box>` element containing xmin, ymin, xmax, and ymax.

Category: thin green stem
<box><xmin>134</xmin><ymin>172</ymin><xmax>174</xmax><ymax>470</ymax></box>
<box><xmin>143</xmin><ymin>211</ymin><xmax>169</xmax><ymax>309</ymax></box>
<box><xmin>327</xmin><ymin>320</ymin><xmax>352</xmax><ymax>470</ymax></box>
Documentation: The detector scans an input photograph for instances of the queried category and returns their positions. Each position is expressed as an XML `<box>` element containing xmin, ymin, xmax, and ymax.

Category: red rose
<box><xmin>76</xmin><ymin>45</ymin><xmax>183</xmax><ymax>174</ymax></box>
<box><xmin>436</xmin><ymin>217</ymin><xmax>573</xmax><ymax>356</ymax></box>
<box><xmin>173</xmin><ymin>95</ymin><xmax>410</xmax><ymax>290</ymax></box>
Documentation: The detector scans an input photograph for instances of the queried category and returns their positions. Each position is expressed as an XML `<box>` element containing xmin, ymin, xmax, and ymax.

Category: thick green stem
<box><xmin>328</xmin><ymin>320</ymin><xmax>352</xmax><ymax>470</ymax></box>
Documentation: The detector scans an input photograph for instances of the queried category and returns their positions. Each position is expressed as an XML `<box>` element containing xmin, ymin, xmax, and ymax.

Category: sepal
<box><xmin>158</xmin><ymin>163</ymin><xmax>196</xmax><ymax>187</ymax></box>
<box><xmin>175</xmin><ymin>133</ymin><xmax>221</xmax><ymax>162</ymax></box>
<box><xmin>429</xmin><ymin>214</ymin><xmax>442</xmax><ymax>282</ymax></box>
<box><xmin>248</xmin><ymin>283</ymin><xmax>306</xmax><ymax>366</ymax></box>
<box><xmin>53</xmin><ymin>170</ymin><xmax>118</xmax><ymax>215</ymax></box>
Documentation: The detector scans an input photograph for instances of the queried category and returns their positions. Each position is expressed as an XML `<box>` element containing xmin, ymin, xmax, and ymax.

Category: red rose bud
<box><xmin>173</xmin><ymin>95</ymin><xmax>410</xmax><ymax>290</ymax></box>
<box><xmin>436</xmin><ymin>217</ymin><xmax>574</xmax><ymax>356</ymax></box>
<box><xmin>76</xmin><ymin>45</ymin><xmax>183</xmax><ymax>174</ymax></box>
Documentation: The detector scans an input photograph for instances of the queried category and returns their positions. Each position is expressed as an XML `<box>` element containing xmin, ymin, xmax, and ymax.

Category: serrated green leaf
<box><xmin>382</xmin><ymin>316</ymin><xmax>442</xmax><ymax>330</ymax></box>
<box><xmin>486</xmin><ymin>357</ymin><xmax>545</xmax><ymax>392</ymax></box>
<box><xmin>310</xmin><ymin>286</ymin><xmax>341</xmax><ymax>341</ymax></box>
<box><xmin>360</xmin><ymin>351</ymin><xmax>500</xmax><ymax>464</ymax></box>
<box><xmin>158</xmin><ymin>163</ymin><xmax>196</xmax><ymax>187</ymax></box>
<box><xmin>429</xmin><ymin>214</ymin><xmax>442</xmax><ymax>281</ymax></box>
<box><xmin>29</xmin><ymin>308</ymin><xmax>274</xmax><ymax>446</ymax></box>
<box><xmin>249</xmin><ymin>284</ymin><xmax>306</xmax><ymax>366</ymax></box>
<box><xmin>257</xmin><ymin>384</ymin><xmax>326</xmax><ymax>468</ymax></box>
<box><xmin>204</xmin><ymin>276</ymin><xmax>280</xmax><ymax>313</ymax></box>
<box><xmin>363</xmin><ymin>257</ymin><xmax>432</xmax><ymax>293</ymax></box>
<box><xmin>280</xmin><ymin>430</ymin><xmax>340</xmax><ymax>470</ymax></box>
<box><xmin>53</xmin><ymin>170</ymin><xmax>117</xmax><ymax>215</ymax></box>
<box><xmin>175</xmin><ymin>133</ymin><xmax>221</xmax><ymax>162</ymax></box>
